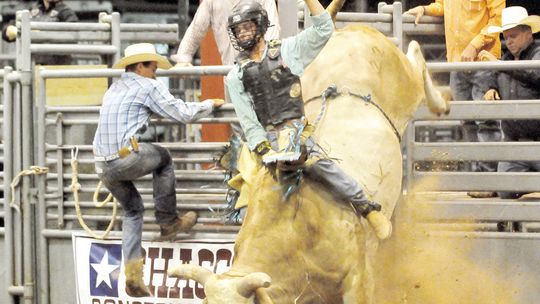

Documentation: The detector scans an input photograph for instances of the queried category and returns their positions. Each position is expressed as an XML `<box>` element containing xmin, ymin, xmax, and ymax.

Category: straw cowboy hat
<box><xmin>487</xmin><ymin>6</ymin><xmax>540</xmax><ymax>34</ymax></box>
<box><xmin>113</xmin><ymin>43</ymin><xmax>172</xmax><ymax>69</ymax></box>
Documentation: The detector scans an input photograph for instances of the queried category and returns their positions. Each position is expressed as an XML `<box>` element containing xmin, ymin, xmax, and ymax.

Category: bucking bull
<box><xmin>168</xmin><ymin>12</ymin><xmax>449</xmax><ymax>304</ymax></box>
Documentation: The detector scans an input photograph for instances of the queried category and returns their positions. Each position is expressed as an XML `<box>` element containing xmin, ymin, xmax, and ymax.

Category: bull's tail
<box><xmin>406</xmin><ymin>40</ymin><xmax>449</xmax><ymax>115</ymax></box>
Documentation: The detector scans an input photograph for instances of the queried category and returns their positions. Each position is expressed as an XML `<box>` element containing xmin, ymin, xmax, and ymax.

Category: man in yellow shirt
<box><xmin>405</xmin><ymin>0</ymin><xmax>505</xmax><ymax>198</ymax></box>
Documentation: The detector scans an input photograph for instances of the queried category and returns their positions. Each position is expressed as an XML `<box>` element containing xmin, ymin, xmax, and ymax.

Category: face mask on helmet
<box><xmin>228</xmin><ymin>2</ymin><xmax>270</xmax><ymax>52</ymax></box>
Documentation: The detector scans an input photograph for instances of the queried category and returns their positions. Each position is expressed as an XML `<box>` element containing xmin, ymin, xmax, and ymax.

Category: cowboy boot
<box><xmin>351</xmin><ymin>198</ymin><xmax>392</xmax><ymax>240</ymax></box>
<box><xmin>159</xmin><ymin>211</ymin><xmax>198</xmax><ymax>241</ymax></box>
<box><xmin>124</xmin><ymin>258</ymin><xmax>151</xmax><ymax>297</ymax></box>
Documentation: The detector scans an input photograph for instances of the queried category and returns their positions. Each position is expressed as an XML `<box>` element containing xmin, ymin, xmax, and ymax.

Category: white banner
<box><xmin>72</xmin><ymin>234</ymin><xmax>235</xmax><ymax>304</ymax></box>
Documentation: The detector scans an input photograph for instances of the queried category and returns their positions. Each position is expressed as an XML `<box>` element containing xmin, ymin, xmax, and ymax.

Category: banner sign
<box><xmin>73</xmin><ymin>234</ymin><xmax>235</xmax><ymax>304</ymax></box>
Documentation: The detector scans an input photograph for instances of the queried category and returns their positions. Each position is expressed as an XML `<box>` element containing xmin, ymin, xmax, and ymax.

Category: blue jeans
<box><xmin>95</xmin><ymin>143</ymin><xmax>178</xmax><ymax>261</ymax></box>
<box><xmin>450</xmin><ymin>71</ymin><xmax>501</xmax><ymax>172</ymax></box>
<box><xmin>266</xmin><ymin>127</ymin><xmax>371</xmax><ymax>205</ymax></box>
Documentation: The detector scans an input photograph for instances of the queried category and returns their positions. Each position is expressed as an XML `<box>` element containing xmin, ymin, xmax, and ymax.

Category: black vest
<box><xmin>238</xmin><ymin>40</ymin><xmax>304</xmax><ymax>127</ymax></box>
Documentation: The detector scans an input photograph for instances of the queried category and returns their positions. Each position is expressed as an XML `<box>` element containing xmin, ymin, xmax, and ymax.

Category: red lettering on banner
<box><xmin>215</xmin><ymin>249</ymin><xmax>232</xmax><ymax>272</ymax></box>
<box><xmin>179</xmin><ymin>248</ymin><xmax>195</xmax><ymax>299</ymax></box>
<box><xmin>196</xmin><ymin>249</ymin><xmax>214</xmax><ymax>299</ymax></box>
<box><xmin>147</xmin><ymin>247</ymin><xmax>173</xmax><ymax>298</ymax></box>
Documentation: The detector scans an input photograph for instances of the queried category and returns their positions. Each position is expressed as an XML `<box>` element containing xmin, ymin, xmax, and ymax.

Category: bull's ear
<box><xmin>236</xmin><ymin>272</ymin><xmax>272</xmax><ymax>298</ymax></box>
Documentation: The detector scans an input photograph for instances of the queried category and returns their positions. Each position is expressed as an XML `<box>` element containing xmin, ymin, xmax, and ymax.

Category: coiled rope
<box><xmin>71</xmin><ymin>147</ymin><xmax>117</xmax><ymax>239</ymax></box>
<box><xmin>10</xmin><ymin>166</ymin><xmax>49</xmax><ymax>213</ymax></box>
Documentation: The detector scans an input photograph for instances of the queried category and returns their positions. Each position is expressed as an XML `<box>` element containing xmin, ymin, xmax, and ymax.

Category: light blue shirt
<box><xmin>226</xmin><ymin>11</ymin><xmax>334</xmax><ymax>151</ymax></box>
<box><xmin>93</xmin><ymin>72</ymin><xmax>213</xmax><ymax>157</ymax></box>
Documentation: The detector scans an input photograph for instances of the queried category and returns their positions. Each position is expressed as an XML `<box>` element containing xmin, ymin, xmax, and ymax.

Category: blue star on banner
<box><xmin>89</xmin><ymin>243</ymin><xmax>122</xmax><ymax>297</ymax></box>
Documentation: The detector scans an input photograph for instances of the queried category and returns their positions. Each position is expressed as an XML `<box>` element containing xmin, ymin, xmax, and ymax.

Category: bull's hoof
<box><xmin>366</xmin><ymin>211</ymin><xmax>392</xmax><ymax>240</ymax></box>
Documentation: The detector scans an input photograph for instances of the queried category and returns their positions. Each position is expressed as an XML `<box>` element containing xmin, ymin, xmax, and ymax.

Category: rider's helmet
<box><xmin>227</xmin><ymin>1</ymin><xmax>270</xmax><ymax>52</ymax></box>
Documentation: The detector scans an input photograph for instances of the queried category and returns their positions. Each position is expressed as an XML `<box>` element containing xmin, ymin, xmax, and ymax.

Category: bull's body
<box><xmin>170</xmin><ymin>24</ymin><xmax>448</xmax><ymax>303</ymax></box>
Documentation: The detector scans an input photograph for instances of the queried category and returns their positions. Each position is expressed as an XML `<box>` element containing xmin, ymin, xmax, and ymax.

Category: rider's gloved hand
<box><xmin>255</xmin><ymin>140</ymin><xmax>271</xmax><ymax>156</ymax></box>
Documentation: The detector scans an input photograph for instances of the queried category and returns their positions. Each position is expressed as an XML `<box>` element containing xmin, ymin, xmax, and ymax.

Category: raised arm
<box><xmin>263</xmin><ymin>0</ymin><xmax>281</xmax><ymax>40</ymax></box>
<box><xmin>304</xmin><ymin>0</ymin><xmax>325</xmax><ymax>17</ymax></box>
<box><xmin>172</xmin><ymin>1</ymin><xmax>212</xmax><ymax>65</ymax></box>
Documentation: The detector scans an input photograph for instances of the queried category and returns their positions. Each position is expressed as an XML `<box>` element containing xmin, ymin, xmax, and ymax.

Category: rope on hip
<box><xmin>71</xmin><ymin>147</ymin><xmax>117</xmax><ymax>240</ymax></box>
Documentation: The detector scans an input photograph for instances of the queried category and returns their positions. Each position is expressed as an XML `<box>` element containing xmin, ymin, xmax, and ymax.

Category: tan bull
<box><xmin>168</xmin><ymin>23</ymin><xmax>448</xmax><ymax>304</ymax></box>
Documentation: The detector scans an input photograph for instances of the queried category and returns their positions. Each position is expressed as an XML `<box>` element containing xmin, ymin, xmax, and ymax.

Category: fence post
<box><xmin>3</xmin><ymin>66</ymin><xmax>16</xmax><ymax>304</ymax></box>
<box><xmin>36</xmin><ymin>67</ymin><xmax>50</xmax><ymax>304</ymax></box>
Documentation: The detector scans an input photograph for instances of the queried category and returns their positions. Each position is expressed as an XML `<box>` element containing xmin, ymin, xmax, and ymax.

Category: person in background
<box><xmin>172</xmin><ymin>0</ymin><xmax>280</xmax><ymax>139</ymax></box>
<box><xmin>2</xmin><ymin>0</ymin><xmax>78</xmax><ymax>65</ymax></box>
<box><xmin>172</xmin><ymin>0</ymin><xmax>280</xmax><ymax>67</ymax></box>
<box><xmin>405</xmin><ymin>0</ymin><xmax>505</xmax><ymax>198</ymax></box>
<box><xmin>478</xmin><ymin>6</ymin><xmax>540</xmax><ymax>232</ymax></box>
<box><xmin>93</xmin><ymin>43</ymin><xmax>224</xmax><ymax>297</ymax></box>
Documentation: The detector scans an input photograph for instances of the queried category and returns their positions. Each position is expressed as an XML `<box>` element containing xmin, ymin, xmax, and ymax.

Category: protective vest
<box><xmin>238</xmin><ymin>40</ymin><xmax>304</xmax><ymax>127</ymax></box>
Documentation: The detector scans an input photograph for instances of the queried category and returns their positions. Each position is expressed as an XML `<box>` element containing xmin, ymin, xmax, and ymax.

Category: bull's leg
<box><xmin>326</xmin><ymin>0</ymin><xmax>347</xmax><ymax>23</ymax></box>
<box><xmin>406</xmin><ymin>40</ymin><xmax>449</xmax><ymax>115</ymax></box>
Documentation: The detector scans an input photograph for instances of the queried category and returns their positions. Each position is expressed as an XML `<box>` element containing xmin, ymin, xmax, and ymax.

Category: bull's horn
<box><xmin>167</xmin><ymin>264</ymin><xmax>214</xmax><ymax>286</ymax></box>
<box><xmin>236</xmin><ymin>272</ymin><xmax>272</xmax><ymax>298</ymax></box>
<box><xmin>326</xmin><ymin>0</ymin><xmax>346</xmax><ymax>23</ymax></box>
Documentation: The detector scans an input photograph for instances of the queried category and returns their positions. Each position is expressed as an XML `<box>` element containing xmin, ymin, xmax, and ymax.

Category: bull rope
<box><xmin>71</xmin><ymin>147</ymin><xmax>117</xmax><ymax>240</ymax></box>
<box><xmin>305</xmin><ymin>84</ymin><xmax>402</xmax><ymax>142</ymax></box>
<box><xmin>9</xmin><ymin>166</ymin><xmax>49</xmax><ymax>213</ymax></box>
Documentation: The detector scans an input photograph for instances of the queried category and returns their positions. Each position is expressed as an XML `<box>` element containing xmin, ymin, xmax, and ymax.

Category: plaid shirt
<box><xmin>93</xmin><ymin>72</ymin><xmax>213</xmax><ymax>157</ymax></box>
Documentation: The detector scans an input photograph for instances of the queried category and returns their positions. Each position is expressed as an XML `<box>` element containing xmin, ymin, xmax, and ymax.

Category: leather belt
<box><xmin>94</xmin><ymin>137</ymin><xmax>139</xmax><ymax>162</ymax></box>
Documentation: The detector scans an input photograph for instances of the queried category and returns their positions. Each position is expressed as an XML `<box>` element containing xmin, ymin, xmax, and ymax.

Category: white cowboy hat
<box><xmin>487</xmin><ymin>6</ymin><xmax>540</xmax><ymax>34</ymax></box>
<box><xmin>113</xmin><ymin>43</ymin><xmax>172</xmax><ymax>69</ymax></box>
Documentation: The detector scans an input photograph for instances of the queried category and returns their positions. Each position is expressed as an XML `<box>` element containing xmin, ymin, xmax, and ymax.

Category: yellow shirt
<box><xmin>424</xmin><ymin>0</ymin><xmax>504</xmax><ymax>62</ymax></box>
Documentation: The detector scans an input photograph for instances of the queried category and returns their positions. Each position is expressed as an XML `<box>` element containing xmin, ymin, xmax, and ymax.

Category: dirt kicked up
<box><xmin>373</xmin><ymin>180</ymin><xmax>532</xmax><ymax>304</ymax></box>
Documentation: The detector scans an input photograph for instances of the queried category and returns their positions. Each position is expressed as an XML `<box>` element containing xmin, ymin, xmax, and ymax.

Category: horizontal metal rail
<box><xmin>427</xmin><ymin>60</ymin><xmax>540</xmax><ymax>72</ymax></box>
<box><xmin>413</xmin><ymin>172</ymin><xmax>540</xmax><ymax>192</ymax></box>
<box><xmin>43</xmin><ymin>187</ymin><xmax>226</xmax><ymax>196</ymax></box>
<box><xmin>41</xmin><ymin>229</ymin><xmax>239</xmax><ymax>239</ymax></box>
<box><xmin>29</xmin><ymin>21</ymin><xmax>110</xmax><ymax>31</ymax></box>
<box><xmin>39</xmin><ymin>66</ymin><xmax>232</xmax><ymax>79</ymax></box>
<box><xmin>416</xmin><ymin>200</ymin><xmax>540</xmax><ymax>221</ymax></box>
<box><xmin>415</xmin><ymin>100</ymin><xmax>540</xmax><ymax>120</ymax></box>
<box><xmin>31</xmin><ymin>44</ymin><xmax>117</xmax><ymax>55</ymax></box>
<box><xmin>413</xmin><ymin>142</ymin><xmax>540</xmax><ymax>162</ymax></box>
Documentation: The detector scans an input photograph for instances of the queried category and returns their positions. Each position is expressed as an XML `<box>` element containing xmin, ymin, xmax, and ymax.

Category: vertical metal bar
<box><xmin>19</xmin><ymin>9</ymin><xmax>35</xmax><ymax>304</ymax></box>
<box><xmin>404</xmin><ymin>122</ymin><xmax>415</xmax><ymax>197</ymax></box>
<box><xmin>55</xmin><ymin>113</ymin><xmax>65</xmax><ymax>228</ymax></box>
<box><xmin>357</xmin><ymin>0</ymin><xmax>368</xmax><ymax>12</ymax></box>
<box><xmin>12</xmin><ymin>82</ymin><xmax>23</xmax><ymax>293</ymax></box>
<box><xmin>392</xmin><ymin>2</ymin><xmax>404</xmax><ymax>51</ymax></box>
<box><xmin>278</xmin><ymin>0</ymin><xmax>298</xmax><ymax>38</ymax></box>
<box><xmin>13</xmin><ymin>12</ymin><xmax>25</xmax><ymax>299</ymax></box>
<box><xmin>3</xmin><ymin>66</ymin><xmax>16</xmax><ymax>304</ymax></box>
<box><xmin>111</xmin><ymin>12</ymin><xmax>121</xmax><ymax>66</ymax></box>
<box><xmin>377</xmin><ymin>2</ymin><xmax>387</xmax><ymax>14</ymax></box>
<box><xmin>403</xmin><ymin>121</ymin><xmax>416</xmax><ymax>225</ymax></box>
<box><xmin>177</xmin><ymin>0</ymin><xmax>188</xmax><ymax>40</ymax></box>
<box><xmin>37</xmin><ymin>69</ymin><xmax>50</xmax><ymax>304</ymax></box>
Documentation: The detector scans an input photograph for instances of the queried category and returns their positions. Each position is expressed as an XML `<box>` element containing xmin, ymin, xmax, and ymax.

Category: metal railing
<box><xmin>405</xmin><ymin>60</ymin><xmax>540</xmax><ymax>235</ymax></box>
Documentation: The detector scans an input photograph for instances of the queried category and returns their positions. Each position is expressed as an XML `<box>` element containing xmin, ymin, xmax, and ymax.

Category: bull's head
<box><xmin>168</xmin><ymin>264</ymin><xmax>273</xmax><ymax>303</ymax></box>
